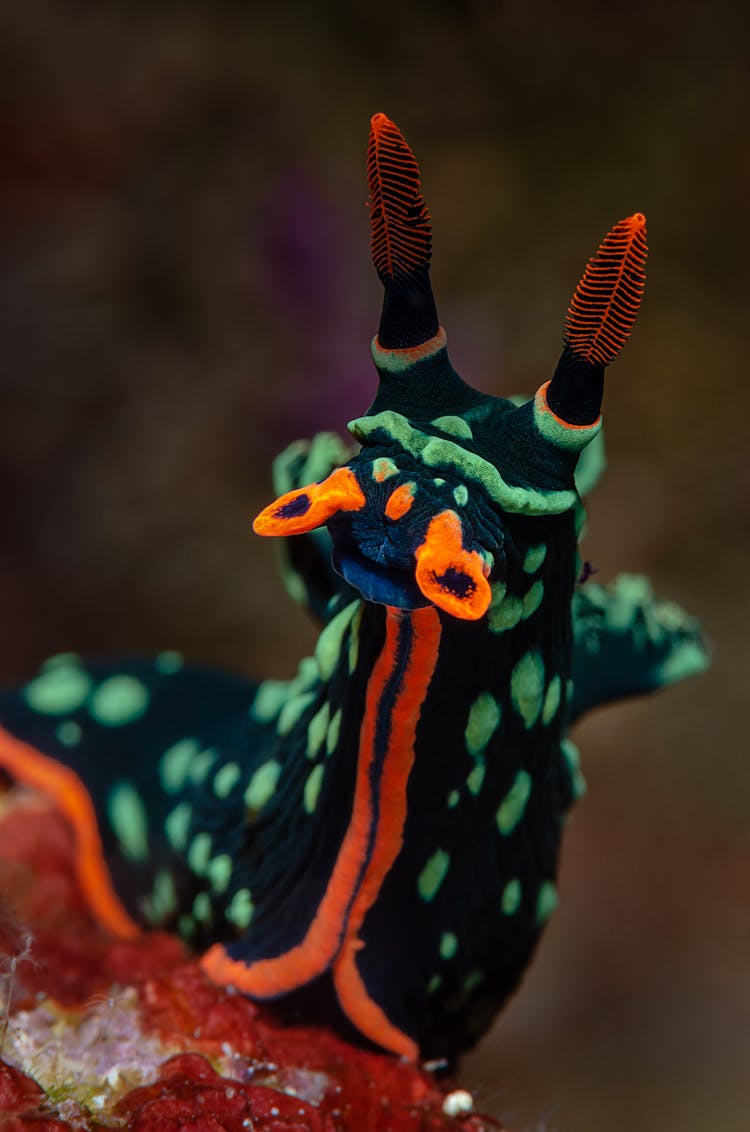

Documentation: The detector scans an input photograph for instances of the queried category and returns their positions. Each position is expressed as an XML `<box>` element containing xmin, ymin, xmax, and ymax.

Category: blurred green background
<box><xmin>1</xmin><ymin>3</ymin><xmax>748</xmax><ymax>1129</ymax></box>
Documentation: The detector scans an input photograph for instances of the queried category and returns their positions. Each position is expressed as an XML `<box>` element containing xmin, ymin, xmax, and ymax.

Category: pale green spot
<box><xmin>282</xmin><ymin>568</ymin><xmax>308</xmax><ymax>606</ymax></box>
<box><xmin>252</xmin><ymin>680</ymin><xmax>288</xmax><ymax>723</ymax></box>
<box><xmin>226</xmin><ymin>888</ymin><xmax>254</xmax><ymax>930</ymax></box>
<box><xmin>447</xmin><ymin>789</ymin><xmax>460</xmax><ymax>809</ymax></box>
<box><xmin>522</xmin><ymin>579</ymin><xmax>544</xmax><ymax>620</ymax></box>
<box><xmin>463</xmin><ymin>969</ymin><xmax>484</xmax><ymax>995</ymax></box>
<box><xmin>536</xmin><ymin>881</ymin><xmax>559</xmax><ymax>924</ymax></box>
<box><xmin>306</xmin><ymin>701</ymin><xmax>330</xmax><ymax>759</ymax></box>
<box><xmin>348</xmin><ymin>605</ymin><xmax>363</xmax><ymax>675</ymax></box>
<box><xmin>349</xmin><ymin>411</ymin><xmax>577</xmax><ymax>515</ymax></box>
<box><xmin>56</xmin><ymin>720</ymin><xmax>81</xmax><ymax>747</ymax></box>
<box><xmin>502</xmin><ymin>878</ymin><xmax>522</xmax><ymax>915</ymax></box>
<box><xmin>496</xmin><ymin>770</ymin><xmax>532</xmax><ymax>835</ymax></box>
<box><xmin>372</xmin><ymin>457</ymin><xmax>399</xmax><ymax>481</ymax></box>
<box><xmin>300</xmin><ymin>431</ymin><xmax>351</xmax><ymax>484</ymax></box>
<box><xmin>277</xmin><ymin>690</ymin><xmax>316</xmax><ymax>737</ymax></box>
<box><xmin>417</xmin><ymin>849</ymin><xmax>450</xmax><ymax>901</ymax></box>
<box><xmin>207</xmin><ymin>854</ymin><xmax>233</xmax><ymax>894</ymax></box>
<box><xmin>561</xmin><ymin>739</ymin><xmax>587</xmax><ymax>800</ymax></box>
<box><xmin>658</xmin><ymin>640</ymin><xmax>710</xmax><ymax>684</ymax></box>
<box><xmin>542</xmin><ymin>676</ymin><xmax>562</xmax><ymax>725</ymax></box>
<box><xmin>523</xmin><ymin>544</ymin><xmax>547</xmax><ymax>574</ymax></box>
<box><xmin>107</xmin><ymin>782</ymin><xmax>149</xmax><ymax>863</ymax></box>
<box><xmin>575</xmin><ymin>428</ymin><xmax>607</xmax><ymax>496</ymax></box>
<box><xmin>428</xmin><ymin>974</ymin><xmax>442</xmax><ymax>995</ymax></box>
<box><xmin>149</xmin><ymin>869</ymin><xmax>177</xmax><ymax>923</ymax></box>
<box><xmin>214</xmin><ymin>761</ymin><xmax>241</xmax><ymax>799</ymax></box>
<box><xmin>465</xmin><ymin>692</ymin><xmax>501</xmax><ymax>758</ymax></box>
<box><xmin>155</xmin><ymin>650</ymin><xmax>184</xmax><ymax>674</ymax></box>
<box><xmin>433</xmin><ymin>477</ymin><xmax>446</xmax><ymax>487</ymax></box>
<box><xmin>432</xmin><ymin>414</ymin><xmax>473</xmax><ymax>439</ymax></box>
<box><xmin>178</xmin><ymin>915</ymin><xmax>195</xmax><ymax>938</ymax></box>
<box><xmin>165</xmin><ymin>801</ymin><xmax>192</xmax><ymax>852</ymax></box>
<box><xmin>160</xmin><ymin>738</ymin><xmax>200</xmax><ymax>794</ymax></box>
<box><xmin>24</xmin><ymin>665</ymin><xmax>92</xmax><ymax>716</ymax></box>
<box><xmin>304</xmin><ymin>764</ymin><xmax>325</xmax><ymax>814</ymax></box>
<box><xmin>188</xmin><ymin>747</ymin><xmax>216</xmax><ymax>785</ymax></box>
<box><xmin>293</xmin><ymin>655</ymin><xmax>320</xmax><ymax>691</ymax></box>
<box><xmin>488</xmin><ymin>585</ymin><xmax>523</xmax><ymax>634</ymax></box>
<box><xmin>315</xmin><ymin>601</ymin><xmax>360</xmax><ymax>681</ymax></box>
<box><xmin>439</xmin><ymin>932</ymin><xmax>458</xmax><ymax>960</ymax></box>
<box><xmin>244</xmin><ymin>760</ymin><xmax>282</xmax><ymax>813</ymax></box>
<box><xmin>41</xmin><ymin>652</ymin><xmax>81</xmax><ymax>671</ymax></box>
<box><xmin>90</xmin><ymin>676</ymin><xmax>149</xmax><ymax>727</ymax></box>
<box><xmin>453</xmin><ymin>484</ymin><xmax>469</xmax><ymax>507</ymax></box>
<box><xmin>326</xmin><ymin>708</ymin><xmax>342</xmax><ymax>756</ymax></box>
<box><xmin>193</xmin><ymin>891</ymin><xmax>213</xmax><ymax>923</ymax></box>
<box><xmin>187</xmin><ymin>832</ymin><xmax>212</xmax><ymax>876</ymax></box>
<box><xmin>466</xmin><ymin>763</ymin><xmax>486</xmax><ymax>796</ymax></box>
<box><xmin>510</xmin><ymin>651</ymin><xmax>545</xmax><ymax>728</ymax></box>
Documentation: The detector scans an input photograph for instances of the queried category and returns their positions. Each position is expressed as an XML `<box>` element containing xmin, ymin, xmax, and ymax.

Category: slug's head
<box><xmin>254</xmin><ymin>114</ymin><xmax>647</xmax><ymax>622</ymax></box>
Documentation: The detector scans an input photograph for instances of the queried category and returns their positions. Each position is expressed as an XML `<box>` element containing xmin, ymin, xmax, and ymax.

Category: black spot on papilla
<box><xmin>276</xmin><ymin>493</ymin><xmax>311</xmax><ymax>519</ymax></box>
<box><xmin>436</xmin><ymin>568</ymin><xmax>476</xmax><ymax>598</ymax></box>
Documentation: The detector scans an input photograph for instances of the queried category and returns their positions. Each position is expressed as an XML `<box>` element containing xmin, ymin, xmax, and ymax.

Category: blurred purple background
<box><xmin>1</xmin><ymin>4</ymin><xmax>748</xmax><ymax>1129</ymax></box>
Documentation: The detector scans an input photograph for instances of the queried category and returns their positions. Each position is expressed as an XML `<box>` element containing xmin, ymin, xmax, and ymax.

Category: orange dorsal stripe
<box><xmin>368</xmin><ymin>113</ymin><xmax>431</xmax><ymax>286</ymax></box>
<box><xmin>565</xmin><ymin>213</ymin><xmax>648</xmax><ymax>366</ymax></box>
<box><xmin>202</xmin><ymin>607</ymin><xmax>404</xmax><ymax>997</ymax></box>
<box><xmin>0</xmin><ymin>725</ymin><xmax>140</xmax><ymax>939</ymax></box>
<box><xmin>332</xmin><ymin>606</ymin><xmax>441</xmax><ymax>1059</ymax></box>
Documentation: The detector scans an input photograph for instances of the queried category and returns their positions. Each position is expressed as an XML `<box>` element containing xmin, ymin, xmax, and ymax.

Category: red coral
<box><xmin>0</xmin><ymin>794</ymin><xmax>504</xmax><ymax>1132</ymax></box>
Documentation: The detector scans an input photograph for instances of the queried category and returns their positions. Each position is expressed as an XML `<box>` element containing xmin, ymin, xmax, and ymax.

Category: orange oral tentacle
<box><xmin>253</xmin><ymin>466</ymin><xmax>365</xmax><ymax>537</ymax></box>
<box><xmin>414</xmin><ymin>510</ymin><xmax>491</xmax><ymax>620</ymax></box>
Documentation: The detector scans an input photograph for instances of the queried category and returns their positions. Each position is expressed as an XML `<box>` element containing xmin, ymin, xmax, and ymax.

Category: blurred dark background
<box><xmin>1</xmin><ymin>3</ymin><xmax>748</xmax><ymax>1129</ymax></box>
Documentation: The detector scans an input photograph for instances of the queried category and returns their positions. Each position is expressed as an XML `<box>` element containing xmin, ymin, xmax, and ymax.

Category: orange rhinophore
<box><xmin>565</xmin><ymin>213</ymin><xmax>648</xmax><ymax>367</ymax></box>
<box><xmin>368</xmin><ymin>112</ymin><xmax>432</xmax><ymax>288</ymax></box>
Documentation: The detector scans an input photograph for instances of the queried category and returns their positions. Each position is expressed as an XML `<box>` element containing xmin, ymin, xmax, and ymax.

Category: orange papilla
<box><xmin>565</xmin><ymin>213</ymin><xmax>648</xmax><ymax>367</ymax></box>
<box><xmin>384</xmin><ymin>482</ymin><xmax>415</xmax><ymax>521</ymax></box>
<box><xmin>252</xmin><ymin>467</ymin><xmax>365</xmax><ymax>537</ymax></box>
<box><xmin>201</xmin><ymin>603</ymin><xmax>404</xmax><ymax>998</ymax></box>
<box><xmin>0</xmin><ymin>726</ymin><xmax>140</xmax><ymax>939</ymax></box>
<box><xmin>536</xmin><ymin>380</ymin><xmax>602</xmax><ymax>431</ymax></box>
<box><xmin>332</xmin><ymin>606</ymin><xmax>441</xmax><ymax>1059</ymax></box>
<box><xmin>414</xmin><ymin>511</ymin><xmax>491</xmax><ymax>620</ymax></box>
<box><xmin>368</xmin><ymin>112</ymin><xmax>431</xmax><ymax>284</ymax></box>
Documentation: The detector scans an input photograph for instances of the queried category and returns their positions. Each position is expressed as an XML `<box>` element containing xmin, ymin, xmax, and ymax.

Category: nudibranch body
<box><xmin>0</xmin><ymin>114</ymin><xmax>708</xmax><ymax>1060</ymax></box>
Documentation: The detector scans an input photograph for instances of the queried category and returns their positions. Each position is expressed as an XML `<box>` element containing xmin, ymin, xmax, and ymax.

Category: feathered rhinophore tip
<box><xmin>565</xmin><ymin>213</ymin><xmax>648</xmax><ymax>366</ymax></box>
<box><xmin>368</xmin><ymin>112</ymin><xmax>432</xmax><ymax>290</ymax></box>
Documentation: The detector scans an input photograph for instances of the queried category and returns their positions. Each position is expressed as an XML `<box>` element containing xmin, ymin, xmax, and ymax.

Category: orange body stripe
<box><xmin>202</xmin><ymin>605</ymin><xmax>404</xmax><ymax>997</ymax></box>
<box><xmin>332</xmin><ymin>606</ymin><xmax>440</xmax><ymax>1059</ymax></box>
<box><xmin>253</xmin><ymin>467</ymin><xmax>365</xmax><ymax>537</ymax></box>
<box><xmin>384</xmin><ymin>482</ymin><xmax>415</xmax><ymax>521</ymax></box>
<box><xmin>0</xmin><ymin>725</ymin><xmax>140</xmax><ymax>939</ymax></box>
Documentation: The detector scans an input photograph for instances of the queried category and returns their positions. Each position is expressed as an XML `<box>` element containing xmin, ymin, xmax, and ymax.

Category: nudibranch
<box><xmin>0</xmin><ymin>114</ymin><xmax>708</xmax><ymax>1060</ymax></box>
